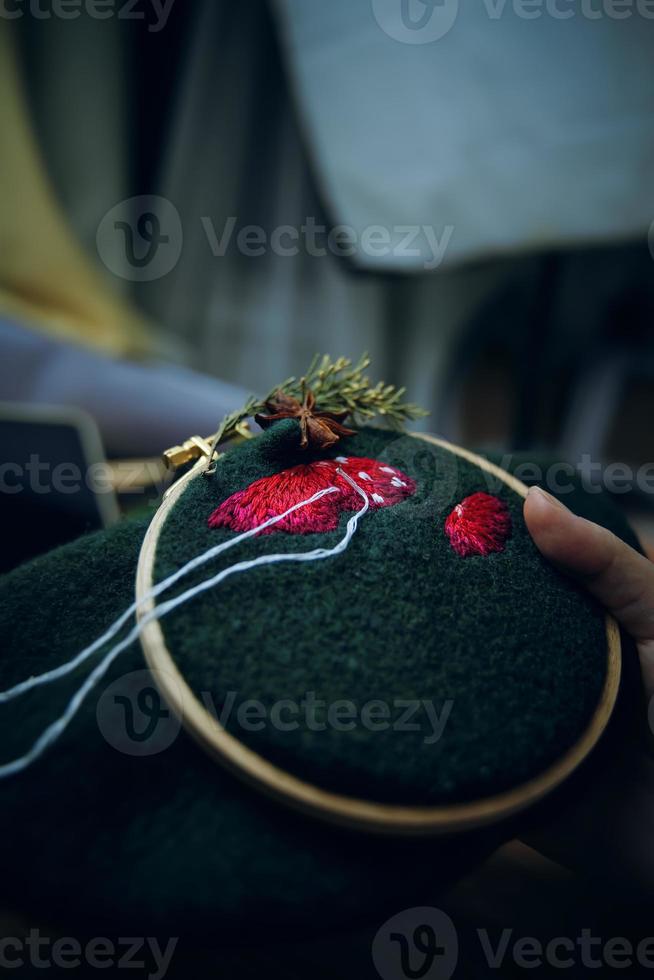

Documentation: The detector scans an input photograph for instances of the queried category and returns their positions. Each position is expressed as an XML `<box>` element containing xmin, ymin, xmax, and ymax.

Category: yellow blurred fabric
<box><xmin>0</xmin><ymin>23</ymin><xmax>152</xmax><ymax>357</ymax></box>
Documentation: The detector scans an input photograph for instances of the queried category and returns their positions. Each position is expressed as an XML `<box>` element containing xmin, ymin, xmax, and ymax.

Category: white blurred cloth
<box><xmin>142</xmin><ymin>0</ymin><xmax>653</xmax><ymax>405</ymax></box>
<box><xmin>273</xmin><ymin>0</ymin><xmax>654</xmax><ymax>269</ymax></box>
<box><xmin>0</xmin><ymin>319</ymin><xmax>247</xmax><ymax>457</ymax></box>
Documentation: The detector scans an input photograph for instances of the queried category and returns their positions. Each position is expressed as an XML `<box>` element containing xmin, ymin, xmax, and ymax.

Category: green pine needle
<box><xmin>208</xmin><ymin>353</ymin><xmax>428</xmax><ymax>459</ymax></box>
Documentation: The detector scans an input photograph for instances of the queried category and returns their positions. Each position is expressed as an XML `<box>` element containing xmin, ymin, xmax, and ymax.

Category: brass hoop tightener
<box><xmin>162</xmin><ymin>423</ymin><xmax>253</xmax><ymax>474</ymax></box>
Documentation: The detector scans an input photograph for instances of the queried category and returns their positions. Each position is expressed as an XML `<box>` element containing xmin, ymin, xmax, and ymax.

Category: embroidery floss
<box><xmin>444</xmin><ymin>492</ymin><xmax>512</xmax><ymax>558</ymax></box>
<box><xmin>0</xmin><ymin>472</ymin><xmax>370</xmax><ymax>779</ymax></box>
<box><xmin>0</xmin><ymin>486</ymin><xmax>340</xmax><ymax>705</ymax></box>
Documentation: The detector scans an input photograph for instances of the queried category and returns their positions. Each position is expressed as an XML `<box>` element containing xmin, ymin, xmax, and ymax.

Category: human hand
<box><xmin>520</xmin><ymin>487</ymin><xmax>654</xmax><ymax>896</ymax></box>
<box><xmin>524</xmin><ymin>487</ymin><xmax>654</xmax><ymax>701</ymax></box>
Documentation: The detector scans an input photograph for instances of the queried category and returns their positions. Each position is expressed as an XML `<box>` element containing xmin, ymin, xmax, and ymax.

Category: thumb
<box><xmin>524</xmin><ymin>486</ymin><xmax>654</xmax><ymax>699</ymax></box>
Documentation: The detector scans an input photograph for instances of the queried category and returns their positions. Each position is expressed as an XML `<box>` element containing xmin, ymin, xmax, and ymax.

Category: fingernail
<box><xmin>527</xmin><ymin>486</ymin><xmax>568</xmax><ymax>510</ymax></box>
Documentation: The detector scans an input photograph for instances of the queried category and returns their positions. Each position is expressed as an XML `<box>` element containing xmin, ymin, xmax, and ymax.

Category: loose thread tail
<box><xmin>0</xmin><ymin>472</ymin><xmax>368</xmax><ymax>778</ymax></box>
<box><xmin>0</xmin><ymin>485</ymin><xmax>340</xmax><ymax>704</ymax></box>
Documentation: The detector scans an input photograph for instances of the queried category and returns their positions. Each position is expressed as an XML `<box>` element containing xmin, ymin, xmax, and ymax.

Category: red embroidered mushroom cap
<box><xmin>208</xmin><ymin>457</ymin><xmax>416</xmax><ymax>534</ymax></box>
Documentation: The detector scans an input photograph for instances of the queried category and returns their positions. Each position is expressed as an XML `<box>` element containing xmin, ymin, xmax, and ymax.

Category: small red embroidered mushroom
<box><xmin>208</xmin><ymin>457</ymin><xmax>416</xmax><ymax>534</ymax></box>
<box><xmin>444</xmin><ymin>492</ymin><xmax>512</xmax><ymax>557</ymax></box>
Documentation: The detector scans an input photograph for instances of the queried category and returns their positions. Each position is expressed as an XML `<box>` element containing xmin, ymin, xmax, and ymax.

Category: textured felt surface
<box><xmin>154</xmin><ymin>424</ymin><xmax>607</xmax><ymax>805</ymax></box>
<box><xmin>0</xmin><ymin>427</ymin><xmax>639</xmax><ymax>936</ymax></box>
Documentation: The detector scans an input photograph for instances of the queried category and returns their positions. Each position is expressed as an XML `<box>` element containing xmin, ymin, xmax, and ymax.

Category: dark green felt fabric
<box><xmin>0</xmin><ymin>426</ymin><xmax>637</xmax><ymax>935</ymax></box>
<box><xmin>154</xmin><ymin>424</ymin><xmax>606</xmax><ymax>804</ymax></box>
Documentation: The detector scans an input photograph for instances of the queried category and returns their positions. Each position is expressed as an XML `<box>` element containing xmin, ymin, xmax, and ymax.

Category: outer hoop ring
<box><xmin>136</xmin><ymin>433</ymin><xmax>621</xmax><ymax>836</ymax></box>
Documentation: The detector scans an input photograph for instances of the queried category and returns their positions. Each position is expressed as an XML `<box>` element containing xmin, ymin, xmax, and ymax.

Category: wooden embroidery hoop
<box><xmin>136</xmin><ymin>433</ymin><xmax>621</xmax><ymax>836</ymax></box>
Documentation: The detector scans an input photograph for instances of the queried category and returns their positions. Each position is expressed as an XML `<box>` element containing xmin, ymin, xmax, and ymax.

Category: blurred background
<box><xmin>2</xmin><ymin>2</ymin><xmax>654</xmax><ymax>972</ymax></box>
<box><xmin>1</xmin><ymin>0</ymin><xmax>653</xmax><ymax>569</ymax></box>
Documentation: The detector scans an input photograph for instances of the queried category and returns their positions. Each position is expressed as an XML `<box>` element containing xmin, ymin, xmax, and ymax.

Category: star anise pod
<box><xmin>254</xmin><ymin>388</ymin><xmax>355</xmax><ymax>450</ymax></box>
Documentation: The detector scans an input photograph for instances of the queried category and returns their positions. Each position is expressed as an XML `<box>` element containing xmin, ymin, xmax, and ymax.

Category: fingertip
<box><xmin>525</xmin><ymin>484</ymin><xmax>568</xmax><ymax>510</ymax></box>
<box><xmin>523</xmin><ymin>486</ymin><xmax>587</xmax><ymax>567</ymax></box>
<box><xmin>524</xmin><ymin>486</ymin><xmax>571</xmax><ymax>536</ymax></box>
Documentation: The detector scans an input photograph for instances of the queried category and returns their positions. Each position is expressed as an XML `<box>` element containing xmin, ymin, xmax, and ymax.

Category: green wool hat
<box><xmin>0</xmin><ymin>371</ymin><xmax>640</xmax><ymax>939</ymax></box>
